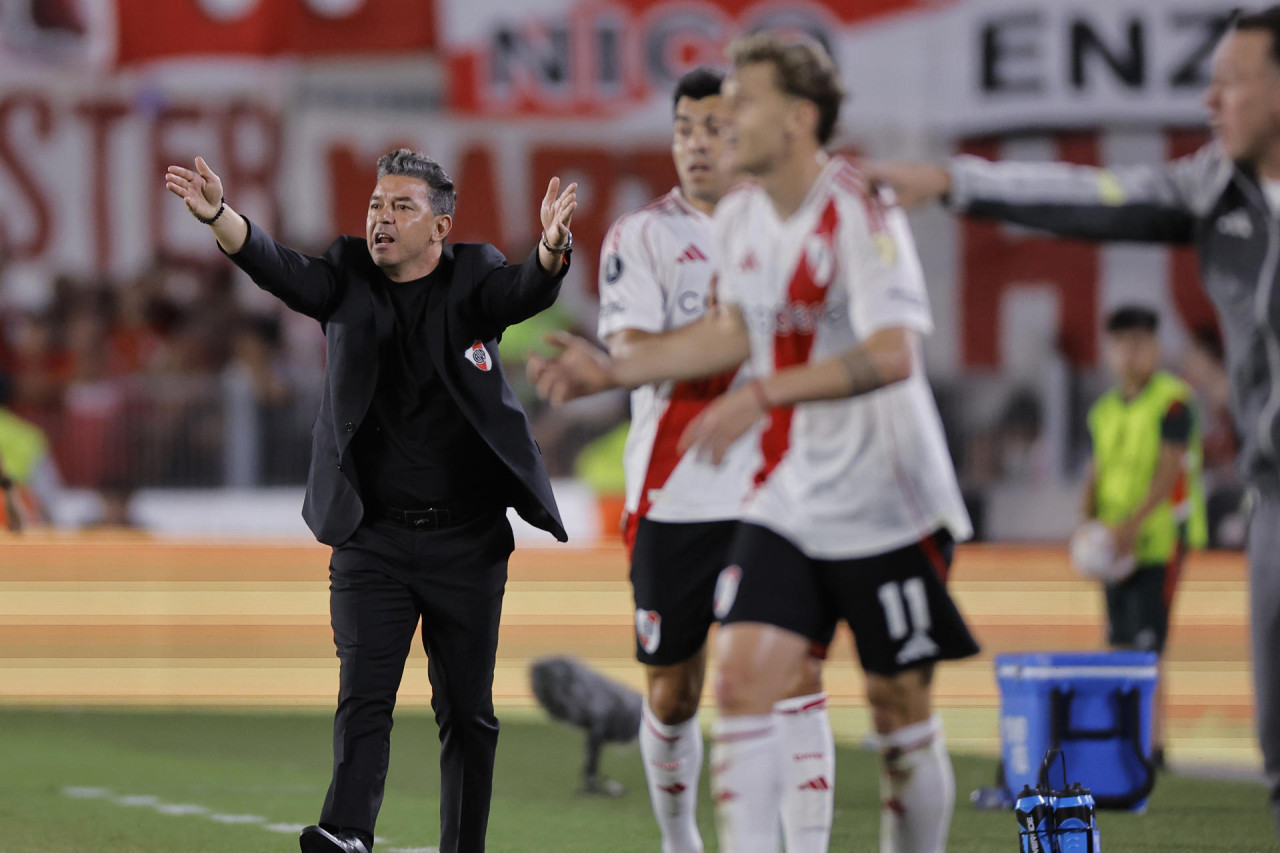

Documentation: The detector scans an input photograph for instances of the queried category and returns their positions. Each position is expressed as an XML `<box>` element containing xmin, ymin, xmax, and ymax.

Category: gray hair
<box><xmin>375</xmin><ymin>148</ymin><xmax>456</xmax><ymax>216</ymax></box>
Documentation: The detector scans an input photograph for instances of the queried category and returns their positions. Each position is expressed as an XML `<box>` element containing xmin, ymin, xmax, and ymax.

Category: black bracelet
<box><xmin>195</xmin><ymin>198</ymin><xmax>226</xmax><ymax>226</ymax></box>
<box><xmin>0</xmin><ymin>474</ymin><xmax>13</xmax><ymax>491</ymax></box>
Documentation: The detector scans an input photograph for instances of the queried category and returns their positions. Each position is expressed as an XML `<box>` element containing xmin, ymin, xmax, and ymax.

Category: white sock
<box><xmin>640</xmin><ymin>701</ymin><xmax>704</xmax><ymax>853</ymax></box>
<box><xmin>710</xmin><ymin>714</ymin><xmax>782</xmax><ymax>853</ymax></box>
<box><xmin>774</xmin><ymin>692</ymin><xmax>834</xmax><ymax>853</ymax></box>
<box><xmin>875</xmin><ymin>715</ymin><xmax>954</xmax><ymax>853</ymax></box>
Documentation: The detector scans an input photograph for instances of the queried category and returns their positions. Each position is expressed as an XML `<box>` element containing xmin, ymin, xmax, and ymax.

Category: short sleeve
<box><xmin>1161</xmin><ymin>400</ymin><xmax>1193</xmax><ymax>444</ymax></box>
<box><xmin>597</xmin><ymin>214</ymin><xmax>667</xmax><ymax>340</ymax></box>
<box><xmin>845</xmin><ymin>201</ymin><xmax>933</xmax><ymax>338</ymax></box>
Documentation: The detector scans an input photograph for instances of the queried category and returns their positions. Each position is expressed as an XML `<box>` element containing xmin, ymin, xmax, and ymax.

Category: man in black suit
<box><xmin>165</xmin><ymin>149</ymin><xmax>576</xmax><ymax>853</ymax></box>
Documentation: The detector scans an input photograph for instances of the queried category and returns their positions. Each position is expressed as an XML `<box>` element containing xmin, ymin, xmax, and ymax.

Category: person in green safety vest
<box><xmin>1083</xmin><ymin>305</ymin><xmax>1209</xmax><ymax>769</ymax></box>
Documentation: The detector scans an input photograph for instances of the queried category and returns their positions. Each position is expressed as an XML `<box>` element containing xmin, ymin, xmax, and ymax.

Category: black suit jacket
<box><xmin>226</xmin><ymin>219</ymin><xmax>568</xmax><ymax>546</ymax></box>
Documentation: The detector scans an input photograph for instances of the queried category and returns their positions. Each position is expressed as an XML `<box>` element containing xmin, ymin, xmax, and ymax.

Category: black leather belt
<box><xmin>373</xmin><ymin>504</ymin><xmax>494</xmax><ymax>530</ymax></box>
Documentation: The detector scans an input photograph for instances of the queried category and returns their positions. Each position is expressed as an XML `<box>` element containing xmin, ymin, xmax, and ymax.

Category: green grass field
<box><xmin>0</xmin><ymin>707</ymin><xmax>1274</xmax><ymax>853</ymax></box>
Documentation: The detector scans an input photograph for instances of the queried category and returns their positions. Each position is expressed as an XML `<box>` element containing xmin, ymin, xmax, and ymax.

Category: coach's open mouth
<box><xmin>374</xmin><ymin>233</ymin><xmax>395</xmax><ymax>245</ymax></box>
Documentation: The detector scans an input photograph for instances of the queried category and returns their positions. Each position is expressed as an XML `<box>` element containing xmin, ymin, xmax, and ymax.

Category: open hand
<box><xmin>526</xmin><ymin>331</ymin><xmax>614</xmax><ymax>404</ymax></box>
<box><xmin>165</xmin><ymin>157</ymin><xmax>225</xmax><ymax>221</ymax></box>
<box><xmin>540</xmin><ymin>177</ymin><xmax>578</xmax><ymax>249</ymax></box>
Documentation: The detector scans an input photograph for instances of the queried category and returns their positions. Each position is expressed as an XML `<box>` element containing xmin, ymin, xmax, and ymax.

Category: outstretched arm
<box><xmin>165</xmin><ymin>157</ymin><xmax>341</xmax><ymax>320</ymax></box>
<box><xmin>165</xmin><ymin>156</ymin><xmax>249</xmax><ymax>254</ymax></box>
<box><xmin>863</xmin><ymin>149</ymin><xmax>1220</xmax><ymax>244</ymax></box>
<box><xmin>474</xmin><ymin>177</ymin><xmax>578</xmax><ymax>330</ymax></box>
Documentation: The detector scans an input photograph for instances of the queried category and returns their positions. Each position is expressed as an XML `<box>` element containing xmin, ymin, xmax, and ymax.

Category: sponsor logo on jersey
<box><xmin>738</xmin><ymin>250</ymin><xmax>758</xmax><ymax>272</ymax></box>
<box><xmin>464</xmin><ymin>340</ymin><xmax>492</xmax><ymax>372</ymax></box>
<box><xmin>604</xmin><ymin>252</ymin><xmax>625</xmax><ymax>283</ymax></box>
<box><xmin>636</xmin><ymin>608</ymin><xmax>662</xmax><ymax>654</ymax></box>
<box><xmin>713</xmin><ymin>565</ymin><xmax>742</xmax><ymax>620</ymax></box>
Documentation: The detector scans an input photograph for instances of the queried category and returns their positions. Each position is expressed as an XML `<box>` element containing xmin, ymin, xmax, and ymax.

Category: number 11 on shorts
<box><xmin>878</xmin><ymin>578</ymin><xmax>939</xmax><ymax>666</ymax></box>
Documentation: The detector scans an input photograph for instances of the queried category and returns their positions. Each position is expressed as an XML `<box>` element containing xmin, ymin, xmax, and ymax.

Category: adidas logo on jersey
<box><xmin>738</xmin><ymin>250</ymin><xmax>758</xmax><ymax>272</ymax></box>
<box><xmin>675</xmin><ymin>244</ymin><xmax>708</xmax><ymax>264</ymax></box>
<box><xmin>798</xmin><ymin>776</ymin><xmax>830</xmax><ymax>791</ymax></box>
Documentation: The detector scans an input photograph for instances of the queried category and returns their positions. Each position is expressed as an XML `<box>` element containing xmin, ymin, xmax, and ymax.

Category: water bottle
<box><xmin>1082</xmin><ymin>786</ymin><xmax>1100</xmax><ymax>852</ymax></box>
<box><xmin>1054</xmin><ymin>783</ymin><xmax>1093</xmax><ymax>853</ymax></box>
<box><xmin>1014</xmin><ymin>784</ymin><xmax>1056</xmax><ymax>853</ymax></box>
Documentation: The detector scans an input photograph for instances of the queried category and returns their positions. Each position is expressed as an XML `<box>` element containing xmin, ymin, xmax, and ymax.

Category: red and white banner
<box><xmin>0</xmin><ymin>0</ymin><xmax>1242</xmax><ymax>375</ymax></box>
<box><xmin>114</xmin><ymin>0</ymin><xmax>437</xmax><ymax>65</ymax></box>
<box><xmin>441</xmin><ymin>0</ymin><xmax>1239</xmax><ymax>132</ymax></box>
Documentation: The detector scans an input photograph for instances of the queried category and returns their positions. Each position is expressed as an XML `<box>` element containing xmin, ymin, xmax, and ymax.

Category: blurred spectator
<box><xmin>8</xmin><ymin>309</ymin><xmax>71</xmax><ymax>422</ymax></box>
<box><xmin>963</xmin><ymin>386</ymin><xmax>1048</xmax><ymax>488</ymax></box>
<box><xmin>0</xmin><ymin>371</ymin><xmax>62</xmax><ymax>525</ymax></box>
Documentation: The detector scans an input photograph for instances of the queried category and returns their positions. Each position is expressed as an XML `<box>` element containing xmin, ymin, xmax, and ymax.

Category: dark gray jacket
<box><xmin>949</xmin><ymin>145</ymin><xmax>1280</xmax><ymax>495</ymax></box>
<box><xmin>227</xmin><ymin>219</ymin><xmax>569</xmax><ymax>546</ymax></box>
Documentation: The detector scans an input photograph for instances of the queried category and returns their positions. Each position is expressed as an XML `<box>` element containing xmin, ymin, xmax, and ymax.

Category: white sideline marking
<box><xmin>62</xmin><ymin>787</ymin><xmax>110</xmax><ymax>799</ymax></box>
<box><xmin>61</xmin><ymin>786</ymin><xmax>434</xmax><ymax>849</ymax></box>
<box><xmin>155</xmin><ymin>804</ymin><xmax>209</xmax><ymax>816</ymax></box>
<box><xmin>115</xmin><ymin>794</ymin><xmax>159</xmax><ymax>807</ymax></box>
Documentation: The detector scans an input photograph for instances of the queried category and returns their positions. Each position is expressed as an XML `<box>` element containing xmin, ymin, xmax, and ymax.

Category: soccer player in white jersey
<box><xmin>533</xmin><ymin>36</ymin><xmax>978</xmax><ymax>853</ymax></box>
<box><xmin>535</xmin><ymin>67</ymin><xmax>836</xmax><ymax>853</ymax></box>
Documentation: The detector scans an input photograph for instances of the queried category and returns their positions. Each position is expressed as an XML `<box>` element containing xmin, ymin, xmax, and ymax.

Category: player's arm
<box><xmin>528</xmin><ymin>309</ymin><xmax>750</xmax><ymax>405</ymax></box>
<box><xmin>676</xmin><ymin>327</ymin><xmax>913</xmax><ymax>463</ymax></box>
<box><xmin>864</xmin><ymin>148</ymin><xmax>1217</xmax><ymax>244</ymax></box>
<box><xmin>752</xmin><ymin>327</ymin><xmax>915</xmax><ymax>406</ymax></box>
<box><xmin>1112</xmin><ymin>401</ymin><xmax>1194</xmax><ymax>556</ymax></box>
<box><xmin>607</xmin><ymin>307</ymin><xmax>750</xmax><ymax>388</ymax></box>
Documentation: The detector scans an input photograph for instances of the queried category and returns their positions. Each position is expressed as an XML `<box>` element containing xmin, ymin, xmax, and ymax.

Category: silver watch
<box><xmin>541</xmin><ymin>231</ymin><xmax>572</xmax><ymax>255</ymax></box>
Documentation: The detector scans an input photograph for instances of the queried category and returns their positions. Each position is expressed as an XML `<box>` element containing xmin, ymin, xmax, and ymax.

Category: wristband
<box><xmin>195</xmin><ymin>198</ymin><xmax>226</xmax><ymax>226</ymax></box>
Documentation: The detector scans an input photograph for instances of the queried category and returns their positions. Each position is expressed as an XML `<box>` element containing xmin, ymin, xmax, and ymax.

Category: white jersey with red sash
<box><xmin>714</xmin><ymin>158</ymin><xmax>972</xmax><ymax>560</ymax></box>
<box><xmin>598</xmin><ymin>188</ymin><xmax>761</xmax><ymax>545</ymax></box>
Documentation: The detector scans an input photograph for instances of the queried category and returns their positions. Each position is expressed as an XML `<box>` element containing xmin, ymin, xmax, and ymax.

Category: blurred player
<box><xmin>1084</xmin><ymin>305</ymin><xmax>1208</xmax><ymax>766</ymax></box>
<box><xmin>533</xmin><ymin>35</ymin><xmax>978</xmax><ymax>853</ymax></box>
<box><xmin>533</xmin><ymin>67</ymin><xmax>835</xmax><ymax>853</ymax></box>
<box><xmin>863</xmin><ymin>6</ymin><xmax>1280</xmax><ymax>834</ymax></box>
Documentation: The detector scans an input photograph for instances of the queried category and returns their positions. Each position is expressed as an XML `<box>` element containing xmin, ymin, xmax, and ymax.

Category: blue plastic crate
<box><xmin>997</xmin><ymin>651</ymin><xmax>1158</xmax><ymax>813</ymax></box>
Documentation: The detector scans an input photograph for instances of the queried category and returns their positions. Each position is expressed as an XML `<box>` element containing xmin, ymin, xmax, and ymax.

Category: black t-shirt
<box><xmin>351</xmin><ymin>258</ymin><xmax>511</xmax><ymax>509</ymax></box>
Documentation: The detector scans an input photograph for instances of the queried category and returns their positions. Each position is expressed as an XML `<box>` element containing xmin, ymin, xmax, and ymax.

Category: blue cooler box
<box><xmin>997</xmin><ymin>651</ymin><xmax>1158</xmax><ymax>812</ymax></box>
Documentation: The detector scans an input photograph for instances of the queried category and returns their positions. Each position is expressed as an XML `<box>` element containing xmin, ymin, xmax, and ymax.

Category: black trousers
<box><xmin>319</xmin><ymin>510</ymin><xmax>514</xmax><ymax>853</ymax></box>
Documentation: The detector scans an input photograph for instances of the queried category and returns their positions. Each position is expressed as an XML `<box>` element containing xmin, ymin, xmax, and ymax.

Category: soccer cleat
<box><xmin>299</xmin><ymin>824</ymin><xmax>370</xmax><ymax>853</ymax></box>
